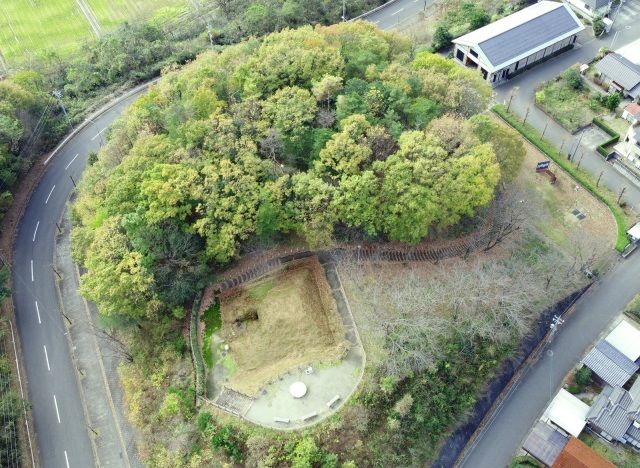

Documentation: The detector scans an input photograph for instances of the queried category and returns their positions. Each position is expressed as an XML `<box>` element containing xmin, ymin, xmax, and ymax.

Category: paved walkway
<box><xmin>56</xmin><ymin>209</ymin><xmax>142</xmax><ymax>468</ymax></box>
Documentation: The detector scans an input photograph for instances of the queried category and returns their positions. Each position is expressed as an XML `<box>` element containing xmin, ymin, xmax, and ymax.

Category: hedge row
<box><xmin>593</xmin><ymin>116</ymin><xmax>620</xmax><ymax>157</ymax></box>
<box><xmin>190</xmin><ymin>293</ymin><xmax>205</xmax><ymax>400</ymax></box>
<box><xmin>493</xmin><ymin>104</ymin><xmax>629</xmax><ymax>252</ymax></box>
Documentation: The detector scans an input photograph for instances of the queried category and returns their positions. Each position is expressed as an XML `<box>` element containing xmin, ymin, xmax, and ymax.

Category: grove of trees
<box><xmin>70</xmin><ymin>21</ymin><xmax>526</xmax><ymax>466</ymax></box>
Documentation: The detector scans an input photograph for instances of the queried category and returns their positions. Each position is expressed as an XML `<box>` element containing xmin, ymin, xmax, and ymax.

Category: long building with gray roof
<box><xmin>452</xmin><ymin>1</ymin><xmax>584</xmax><ymax>86</ymax></box>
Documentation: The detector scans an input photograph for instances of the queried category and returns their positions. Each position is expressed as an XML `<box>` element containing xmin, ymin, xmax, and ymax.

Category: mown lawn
<box><xmin>0</xmin><ymin>0</ymin><xmax>186</xmax><ymax>64</ymax></box>
<box><xmin>535</xmin><ymin>74</ymin><xmax>611</xmax><ymax>133</ymax></box>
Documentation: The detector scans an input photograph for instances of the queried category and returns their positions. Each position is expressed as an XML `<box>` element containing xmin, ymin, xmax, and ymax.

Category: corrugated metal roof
<box><xmin>523</xmin><ymin>422</ymin><xmax>569</xmax><ymax>466</ymax></box>
<box><xmin>595</xmin><ymin>53</ymin><xmax>640</xmax><ymax>91</ymax></box>
<box><xmin>588</xmin><ymin>397</ymin><xmax>633</xmax><ymax>440</ymax></box>
<box><xmin>582</xmin><ymin>340</ymin><xmax>639</xmax><ymax>387</ymax></box>
<box><xmin>479</xmin><ymin>5</ymin><xmax>582</xmax><ymax>67</ymax></box>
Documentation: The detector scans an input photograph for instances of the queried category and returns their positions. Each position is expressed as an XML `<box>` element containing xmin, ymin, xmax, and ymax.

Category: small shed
<box><xmin>523</xmin><ymin>421</ymin><xmax>569</xmax><ymax>466</ymax></box>
<box><xmin>606</xmin><ymin>320</ymin><xmax>640</xmax><ymax>361</ymax></box>
<box><xmin>542</xmin><ymin>389</ymin><xmax>590</xmax><ymax>437</ymax></box>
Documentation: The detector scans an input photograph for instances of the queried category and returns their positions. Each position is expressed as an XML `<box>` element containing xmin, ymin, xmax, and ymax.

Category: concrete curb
<box><xmin>349</xmin><ymin>0</ymin><xmax>402</xmax><ymax>21</ymax></box>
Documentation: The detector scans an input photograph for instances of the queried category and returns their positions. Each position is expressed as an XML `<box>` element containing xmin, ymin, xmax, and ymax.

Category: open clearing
<box><xmin>0</xmin><ymin>0</ymin><xmax>187</xmax><ymax>64</ymax></box>
<box><xmin>219</xmin><ymin>257</ymin><xmax>349</xmax><ymax>397</ymax></box>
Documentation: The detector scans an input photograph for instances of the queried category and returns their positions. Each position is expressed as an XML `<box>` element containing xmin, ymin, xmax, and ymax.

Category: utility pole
<box><xmin>570</xmin><ymin>131</ymin><xmax>586</xmax><ymax>161</ymax></box>
<box><xmin>547</xmin><ymin>314</ymin><xmax>564</xmax><ymax>399</ymax></box>
<box><xmin>342</xmin><ymin>0</ymin><xmax>347</xmax><ymax>22</ymax></box>
<box><xmin>52</xmin><ymin>90</ymin><xmax>72</xmax><ymax>132</ymax></box>
<box><xmin>523</xmin><ymin>106</ymin><xmax>530</xmax><ymax>125</ymax></box>
<box><xmin>596</xmin><ymin>170</ymin><xmax>604</xmax><ymax>187</ymax></box>
<box><xmin>618</xmin><ymin>186</ymin><xmax>626</xmax><ymax>205</ymax></box>
<box><xmin>576</xmin><ymin>150</ymin><xmax>585</xmax><ymax>169</ymax></box>
<box><xmin>542</xmin><ymin>119</ymin><xmax>549</xmax><ymax>139</ymax></box>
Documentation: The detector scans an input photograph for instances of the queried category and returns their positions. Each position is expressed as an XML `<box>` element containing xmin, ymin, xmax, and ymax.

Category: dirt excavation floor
<box><xmin>220</xmin><ymin>257</ymin><xmax>349</xmax><ymax>396</ymax></box>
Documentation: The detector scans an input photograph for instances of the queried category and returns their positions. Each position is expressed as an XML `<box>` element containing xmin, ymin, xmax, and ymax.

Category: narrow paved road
<box><xmin>357</xmin><ymin>0</ymin><xmax>431</xmax><ymax>29</ymax></box>
<box><xmin>459</xmin><ymin>255</ymin><xmax>640</xmax><ymax>468</ymax></box>
<box><xmin>12</xmin><ymin>90</ymin><xmax>146</xmax><ymax>468</ymax></box>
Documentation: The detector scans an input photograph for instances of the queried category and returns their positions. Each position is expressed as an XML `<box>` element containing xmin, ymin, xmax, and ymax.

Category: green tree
<box><xmin>432</xmin><ymin>23</ymin><xmax>453</xmax><ymax>51</ymax></box>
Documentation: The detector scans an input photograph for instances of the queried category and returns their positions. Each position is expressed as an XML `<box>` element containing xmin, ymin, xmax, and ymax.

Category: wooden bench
<box><xmin>274</xmin><ymin>417</ymin><xmax>290</xmax><ymax>424</ymax></box>
<box><xmin>302</xmin><ymin>412</ymin><xmax>318</xmax><ymax>421</ymax></box>
<box><xmin>326</xmin><ymin>395</ymin><xmax>341</xmax><ymax>408</ymax></box>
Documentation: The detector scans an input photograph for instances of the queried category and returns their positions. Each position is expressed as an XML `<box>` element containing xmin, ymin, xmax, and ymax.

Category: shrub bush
<box><xmin>575</xmin><ymin>366</ymin><xmax>592</xmax><ymax>387</ymax></box>
<box><xmin>563</xmin><ymin>68</ymin><xmax>583</xmax><ymax>90</ymax></box>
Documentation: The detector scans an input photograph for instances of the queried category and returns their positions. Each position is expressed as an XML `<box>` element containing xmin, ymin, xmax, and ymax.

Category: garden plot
<box><xmin>217</xmin><ymin>257</ymin><xmax>349</xmax><ymax>397</ymax></box>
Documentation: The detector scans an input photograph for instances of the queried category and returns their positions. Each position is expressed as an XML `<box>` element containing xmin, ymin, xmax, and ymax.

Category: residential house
<box><xmin>552</xmin><ymin>437</ymin><xmax>614</xmax><ymax>468</ymax></box>
<box><xmin>586</xmin><ymin>379</ymin><xmax>640</xmax><ymax>447</ymax></box>
<box><xmin>595</xmin><ymin>52</ymin><xmax>640</xmax><ymax>100</ymax></box>
<box><xmin>622</xmin><ymin>103</ymin><xmax>640</xmax><ymax>124</ymax></box>
<box><xmin>582</xmin><ymin>340</ymin><xmax>639</xmax><ymax>388</ymax></box>
<box><xmin>604</xmin><ymin>320</ymin><xmax>640</xmax><ymax>362</ymax></box>
<box><xmin>565</xmin><ymin>0</ymin><xmax>612</xmax><ymax>20</ymax></box>
<box><xmin>541</xmin><ymin>389</ymin><xmax>591</xmax><ymax>437</ymax></box>
<box><xmin>452</xmin><ymin>1</ymin><xmax>584</xmax><ymax>86</ymax></box>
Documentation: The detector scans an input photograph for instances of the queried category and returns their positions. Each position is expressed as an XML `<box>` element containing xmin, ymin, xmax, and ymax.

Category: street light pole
<box><xmin>52</xmin><ymin>89</ymin><xmax>72</xmax><ymax>132</ymax></box>
<box><xmin>342</xmin><ymin>0</ymin><xmax>346</xmax><ymax>21</ymax></box>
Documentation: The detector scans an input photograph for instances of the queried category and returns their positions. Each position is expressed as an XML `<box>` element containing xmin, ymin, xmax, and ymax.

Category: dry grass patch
<box><xmin>220</xmin><ymin>257</ymin><xmax>348</xmax><ymax>396</ymax></box>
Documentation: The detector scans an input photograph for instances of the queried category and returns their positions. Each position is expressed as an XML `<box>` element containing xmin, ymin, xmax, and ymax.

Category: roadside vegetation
<box><xmin>70</xmin><ymin>22</ymin><xmax>525</xmax><ymax>465</ymax></box>
<box><xmin>494</xmin><ymin>104</ymin><xmax>631</xmax><ymax>252</ymax></box>
<box><xmin>0</xmin><ymin>319</ymin><xmax>26</xmax><ymax>467</ymax></box>
<box><xmin>535</xmin><ymin>67</ymin><xmax>618</xmax><ymax>133</ymax></box>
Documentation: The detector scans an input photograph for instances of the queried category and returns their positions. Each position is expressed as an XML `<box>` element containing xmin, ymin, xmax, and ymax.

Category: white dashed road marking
<box><xmin>53</xmin><ymin>395</ymin><xmax>60</xmax><ymax>424</ymax></box>
<box><xmin>45</xmin><ymin>185</ymin><xmax>55</xmax><ymax>204</ymax></box>
<box><xmin>30</xmin><ymin>260</ymin><xmax>34</xmax><ymax>282</ymax></box>
<box><xmin>90</xmin><ymin>127</ymin><xmax>106</xmax><ymax>141</ymax></box>
<box><xmin>32</xmin><ymin>221</ymin><xmax>39</xmax><ymax>242</ymax></box>
<box><xmin>65</xmin><ymin>154</ymin><xmax>79</xmax><ymax>170</ymax></box>
<box><xmin>391</xmin><ymin>7</ymin><xmax>404</xmax><ymax>15</ymax></box>
<box><xmin>43</xmin><ymin>345</ymin><xmax>50</xmax><ymax>371</ymax></box>
<box><xmin>35</xmin><ymin>301</ymin><xmax>41</xmax><ymax>324</ymax></box>
<box><xmin>64</xmin><ymin>450</ymin><xmax>70</xmax><ymax>468</ymax></box>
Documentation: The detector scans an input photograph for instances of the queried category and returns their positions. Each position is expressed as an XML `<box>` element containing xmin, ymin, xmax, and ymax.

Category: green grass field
<box><xmin>0</xmin><ymin>0</ymin><xmax>188</xmax><ymax>66</ymax></box>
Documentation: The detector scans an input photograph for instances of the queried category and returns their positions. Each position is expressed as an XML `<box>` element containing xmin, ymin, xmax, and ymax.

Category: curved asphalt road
<box><xmin>12</xmin><ymin>90</ymin><xmax>146</xmax><ymax>468</ymax></box>
<box><xmin>357</xmin><ymin>0</ymin><xmax>431</xmax><ymax>29</ymax></box>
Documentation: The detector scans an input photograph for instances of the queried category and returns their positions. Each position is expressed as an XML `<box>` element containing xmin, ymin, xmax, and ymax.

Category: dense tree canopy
<box><xmin>72</xmin><ymin>22</ymin><xmax>520</xmax><ymax>322</ymax></box>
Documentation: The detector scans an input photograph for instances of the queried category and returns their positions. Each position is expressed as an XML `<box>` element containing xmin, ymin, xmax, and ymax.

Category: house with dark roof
<box><xmin>582</xmin><ymin>340</ymin><xmax>639</xmax><ymax>388</ymax></box>
<box><xmin>595</xmin><ymin>52</ymin><xmax>640</xmax><ymax>100</ymax></box>
<box><xmin>552</xmin><ymin>437</ymin><xmax>614</xmax><ymax>468</ymax></box>
<box><xmin>586</xmin><ymin>379</ymin><xmax>640</xmax><ymax>447</ymax></box>
<box><xmin>452</xmin><ymin>1</ymin><xmax>584</xmax><ymax>86</ymax></box>
<box><xmin>566</xmin><ymin>0</ymin><xmax>612</xmax><ymax>20</ymax></box>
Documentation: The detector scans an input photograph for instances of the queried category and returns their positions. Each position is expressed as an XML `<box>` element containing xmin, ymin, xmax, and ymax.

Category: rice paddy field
<box><xmin>0</xmin><ymin>0</ymin><xmax>192</xmax><ymax>67</ymax></box>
